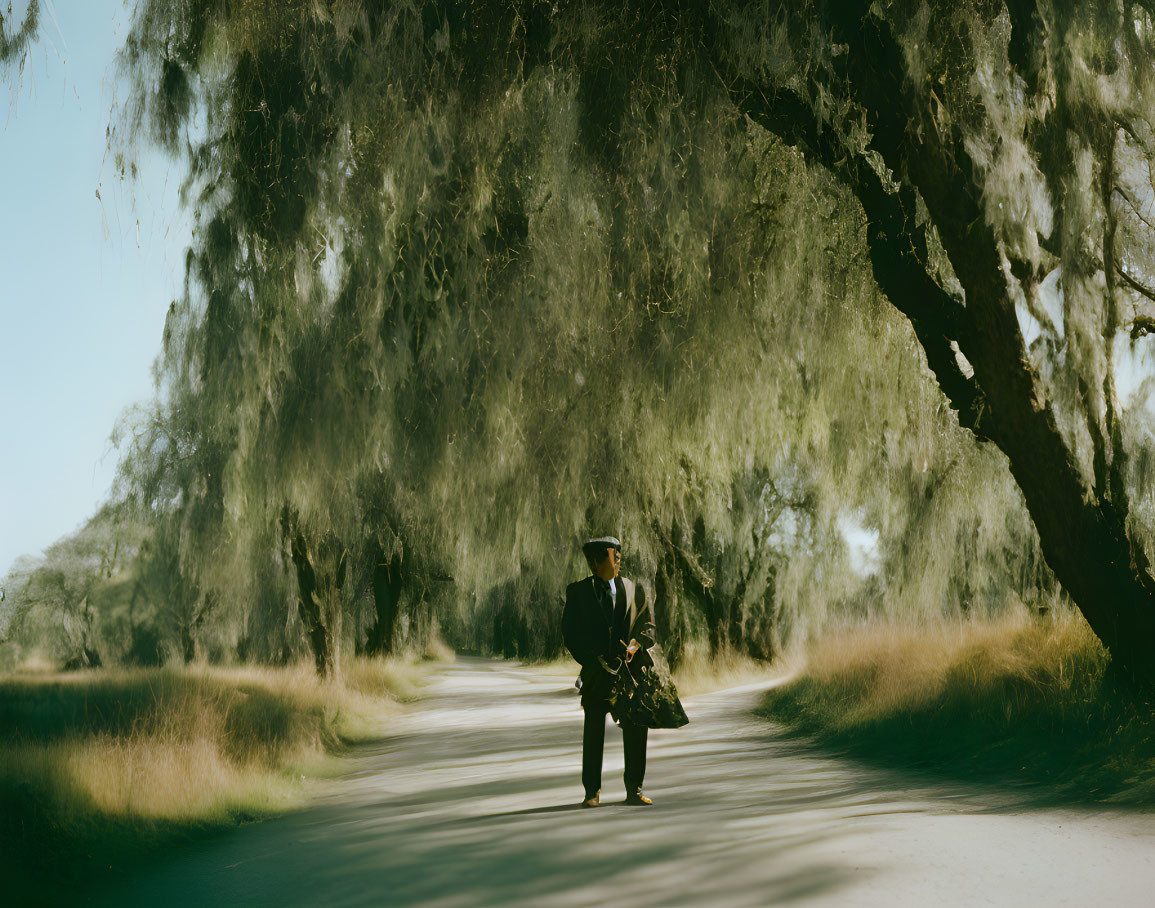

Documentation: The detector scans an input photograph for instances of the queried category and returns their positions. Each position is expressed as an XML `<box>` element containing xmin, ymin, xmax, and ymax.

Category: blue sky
<box><xmin>1</xmin><ymin>1</ymin><xmax>190</xmax><ymax>576</ymax></box>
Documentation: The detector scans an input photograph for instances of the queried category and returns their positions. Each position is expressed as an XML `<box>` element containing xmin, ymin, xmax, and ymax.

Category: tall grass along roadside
<box><xmin>759</xmin><ymin>611</ymin><xmax>1155</xmax><ymax>802</ymax></box>
<box><xmin>670</xmin><ymin>640</ymin><xmax>785</xmax><ymax>697</ymax></box>
<box><xmin>0</xmin><ymin>656</ymin><xmax>427</xmax><ymax>899</ymax></box>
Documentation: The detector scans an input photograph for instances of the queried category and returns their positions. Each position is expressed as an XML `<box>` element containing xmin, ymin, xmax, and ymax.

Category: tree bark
<box><xmin>289</xmin><ymin>532</ymin><xmax>346</xmax><ymax>679</ymax></box>
<box><xmin>720</xmin><ymin>3</ymin><xmax>1155</xmax><ymax>682</ymax></box>
<box><xmin>778</xmin><ymin>6</ymin><xmax>1155</xmax><ymax>681</ymax></box>
<box><xmin>366</xmin><ymin>544</ymin><xmax>403</xmax><ymax>656</ymax></box>
<box><xmin>653</xmin><ymin>522</ymin><xmax>685</xmax><ymax>667</ymax></box>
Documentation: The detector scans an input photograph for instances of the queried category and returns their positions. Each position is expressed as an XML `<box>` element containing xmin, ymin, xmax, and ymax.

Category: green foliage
<box><xmin>732</xmin><ymin>0</ymin><xmax>1155</xmax><ymax>553</ymax></box>
<box><xmin>0</xmin><ymin>0</ymin><xmax>38</xmax><ymax>75</ymax></box>
<box><xmin>2</xmin><ymin>506</ymin><xmax>147</xmax><ymax>668</ymax></box>
<box><xmin>86</xmin><ymin>0</ymin><xmax>1122</xmax><ymax>670</ymax></box>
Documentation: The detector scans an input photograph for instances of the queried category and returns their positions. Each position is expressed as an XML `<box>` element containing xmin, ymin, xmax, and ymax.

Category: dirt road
<box><xmin>90</xmin><ymin>659</ymin><xmax>1154</xmax><ymax>906</ymax></box>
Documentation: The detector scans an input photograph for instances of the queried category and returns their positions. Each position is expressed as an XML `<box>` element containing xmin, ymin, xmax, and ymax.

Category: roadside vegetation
<box><xmin>670</xmin><ymin>643</ymin><xmax>785</xmax><ymax>697</ymax></box>
<box><xmin>760</xmin><ymin>612</ymin><xmax>1155</xmax><ymax>803</ymax></box>
<box><xmin>0</xmin><ymin>654</ymin><xmax>432</xmax><ymax>901</ymax></box>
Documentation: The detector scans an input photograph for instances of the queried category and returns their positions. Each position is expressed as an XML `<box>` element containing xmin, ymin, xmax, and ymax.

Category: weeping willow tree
<box><xmin>108</xmin><ymin>0</ymin><xmax>1122</xmax><ymax>677</ymax></box>
<box><xmin>713</xmin><ymin>0</ymin><xmax>1155</xmax><ymax>680</ymax></box>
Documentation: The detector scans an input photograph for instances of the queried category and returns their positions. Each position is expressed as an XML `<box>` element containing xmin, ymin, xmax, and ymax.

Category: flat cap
<box><xmin>582</xmin><ymin>536</ymin><xmax>621</xmax><ymax>551</ymax></box>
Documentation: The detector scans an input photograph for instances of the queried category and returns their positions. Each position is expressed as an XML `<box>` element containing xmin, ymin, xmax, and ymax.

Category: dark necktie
<box><xmin>595</xmin><ymin>578</ymin><xmax>613</xmax><ymax>621</ymax></box>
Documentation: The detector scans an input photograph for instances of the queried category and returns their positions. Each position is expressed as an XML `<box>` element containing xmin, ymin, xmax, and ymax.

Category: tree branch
<box><xmin>819</xmin><ymin>2</ymin><xmax>1155</xmax><ymax>680</ymax></box>
<box><xmin>721</xmin><ymin>74</ymin><xmax>987</xmax><ymax>431</ymax></box>
<box><xmin>1131</xmin><ymin>314</ymin><xmax>1155</xmax><ymax>339</ymax></box>
<box><xmin>652</xmin><ymin>521</ymin><xmax>715</xmax><ymax>590</ymax></box>
<box><xmin>1113</xmin><ymin>183</ymin><xmax>1155</xmax><ymax>235</ymax></box>
<box><xmin>1116</xmin><ymin>262</ymin><xmax>1155</xmax><ymax>304</ymax></box>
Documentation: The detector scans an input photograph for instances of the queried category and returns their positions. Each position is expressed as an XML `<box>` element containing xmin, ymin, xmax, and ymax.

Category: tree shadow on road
<box><xmin>84</xmin><ymin>661</ymin><xmax>911</xmax><ymax>907</ymax></box>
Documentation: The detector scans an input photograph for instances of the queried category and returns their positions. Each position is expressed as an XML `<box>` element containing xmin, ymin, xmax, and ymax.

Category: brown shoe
<box><xmin>625</xmin><ymin>789</ymin><xmax>653</xmax><ymax>806</ymax></box>
<box><xmin>581</xmin><ymin>791</ymin><xmax>600</xmax><ymax>808</ymax></box>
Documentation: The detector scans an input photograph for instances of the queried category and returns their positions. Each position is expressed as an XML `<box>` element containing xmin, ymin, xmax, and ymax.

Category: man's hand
<box><xmin>626</xmin><ymin>637</ymin><xmax>653</xmax><ymax>670</ymax></box>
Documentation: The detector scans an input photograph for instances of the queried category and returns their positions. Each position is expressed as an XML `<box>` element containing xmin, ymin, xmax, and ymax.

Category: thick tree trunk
<box><xmin>290</xmin><ymin>533</ymin><xmax>330</xmax><ymax>677</ymax></box>
<box><xmin>845</xmin><ymin>10</ymin><xmax>1155</xmax><ymax>683</ymax></box>
<box><xmin>656</xmin><ymin>520</ymin><xmax>721</xmax><ymax>657</ymax></box>
<box><xmin>366</xmin><ymin>545</ymin><xmax>403</xmax><ymax>656</ymax></box>
<box><xmin>289</xmin><ymin>532</ymin><xmax>346</xmax><ymax>679</ymax></box>
<box><xmin>727</xmin><ymin>6</ymin><xmax>1155</xmax><ymax>682</ymax></box>
<box><xmin>180</xmin><ymin>623</ymin><xmax>196</xmax><ymax>664</ymax></box>
<box><xmin>730</xmin><ymin>541</ymin><xmax>778</xmax><ymax>662</ymax></box>
<box><xmin>653</xmin><ymin>523</ymin><xmax>685</xmax><ymax>667</ymax></box>
<box><xmin>911</xmin><ymin>180</ymin><xmax>1155</xmax><ymax>676</ymax></box>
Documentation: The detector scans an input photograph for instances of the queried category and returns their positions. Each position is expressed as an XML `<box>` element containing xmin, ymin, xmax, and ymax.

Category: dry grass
<box><xmin>419</xmin><ymin>634</ymin><xmax>457</xmax><ymax>664</ymax></box>
<box><xmin>671</xmin><ymin>640</ymin><xmax>782</xmax><ymax>697</ymax></box>
<box><xmin>760</xmin><ymin>611</ymin><xmax>1155</xmax><ymax>802</ymax></box>
<box><xmin>0</xmin><ymin>655</ymin><xmax>430</xmax><ymax>897</ymax></box>
<box><xmin>791</xmin><ymin>611</ymin><xmax>1104</xmax><ymax>725</ymax></box>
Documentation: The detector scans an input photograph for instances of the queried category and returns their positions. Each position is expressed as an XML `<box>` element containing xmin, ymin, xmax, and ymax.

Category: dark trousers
<box><xmin>582</xmin><ymin>701</ymin><xmax>648</xmax><ymax>796</ymax></box>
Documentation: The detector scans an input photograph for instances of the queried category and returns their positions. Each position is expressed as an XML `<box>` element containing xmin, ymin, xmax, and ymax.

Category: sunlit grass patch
<box><xmin>759</xmin><ymin>611</ymin><xmax>1155</xmax><ymax>801</ymax></box>
<box><xmin>672</xmin><ymin>640</ymin><xmax>782</xmax><ymax>696</ymax></box>
<box><xmin>0</xmin><ymin>655</ymin><xmax>429</xmax><ymax>898</ymax></box>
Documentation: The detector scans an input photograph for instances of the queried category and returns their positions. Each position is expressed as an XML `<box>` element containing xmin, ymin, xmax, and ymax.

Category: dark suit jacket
<box><xmin>562</xmin><ymin>575</ymin><xmax>631</xmax><ymax>705</ymax></box>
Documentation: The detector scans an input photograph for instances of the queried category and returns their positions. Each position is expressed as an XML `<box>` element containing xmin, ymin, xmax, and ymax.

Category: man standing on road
<box><xmin>562</xmin><ymin>535</ymin><xmax>653</xmax><ymax>808</ymax></box>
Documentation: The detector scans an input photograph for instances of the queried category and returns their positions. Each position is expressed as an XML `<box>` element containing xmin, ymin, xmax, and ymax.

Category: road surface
<box><xmin>90</xmin><ymin>658</ymin><xmax>1155</xmax><ymax>906</ymax></box>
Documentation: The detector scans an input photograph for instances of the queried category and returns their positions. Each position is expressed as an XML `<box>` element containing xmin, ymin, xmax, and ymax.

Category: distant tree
<box><xmin>134</xmin><ymin>522</ymin><xmax>216</xmax><ymax>664</ymax></box>
<box><xmin>5</xmin><ymin>516</ymin><xmax>128</xmax><ymax>669</ymax></box>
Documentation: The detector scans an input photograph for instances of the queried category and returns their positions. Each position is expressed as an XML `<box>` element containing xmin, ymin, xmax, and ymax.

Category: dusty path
<box><xmin>91</xmin><ymin>659</ymin><xmax>1154</xmax><ymax>907</ymax></box>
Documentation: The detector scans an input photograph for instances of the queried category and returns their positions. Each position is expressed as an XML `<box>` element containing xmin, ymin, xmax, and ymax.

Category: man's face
<box><xmin>594</xmin><ymin>546</ymin><xmax>621</xmax><ymax>581</ymax></box>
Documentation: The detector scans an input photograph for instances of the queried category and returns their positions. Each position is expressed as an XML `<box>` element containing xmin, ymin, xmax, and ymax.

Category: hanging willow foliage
<box><xmin>99</xmin><ymin>0</ymin><xmax>1107</xmax><ymax>675</ymax></box>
